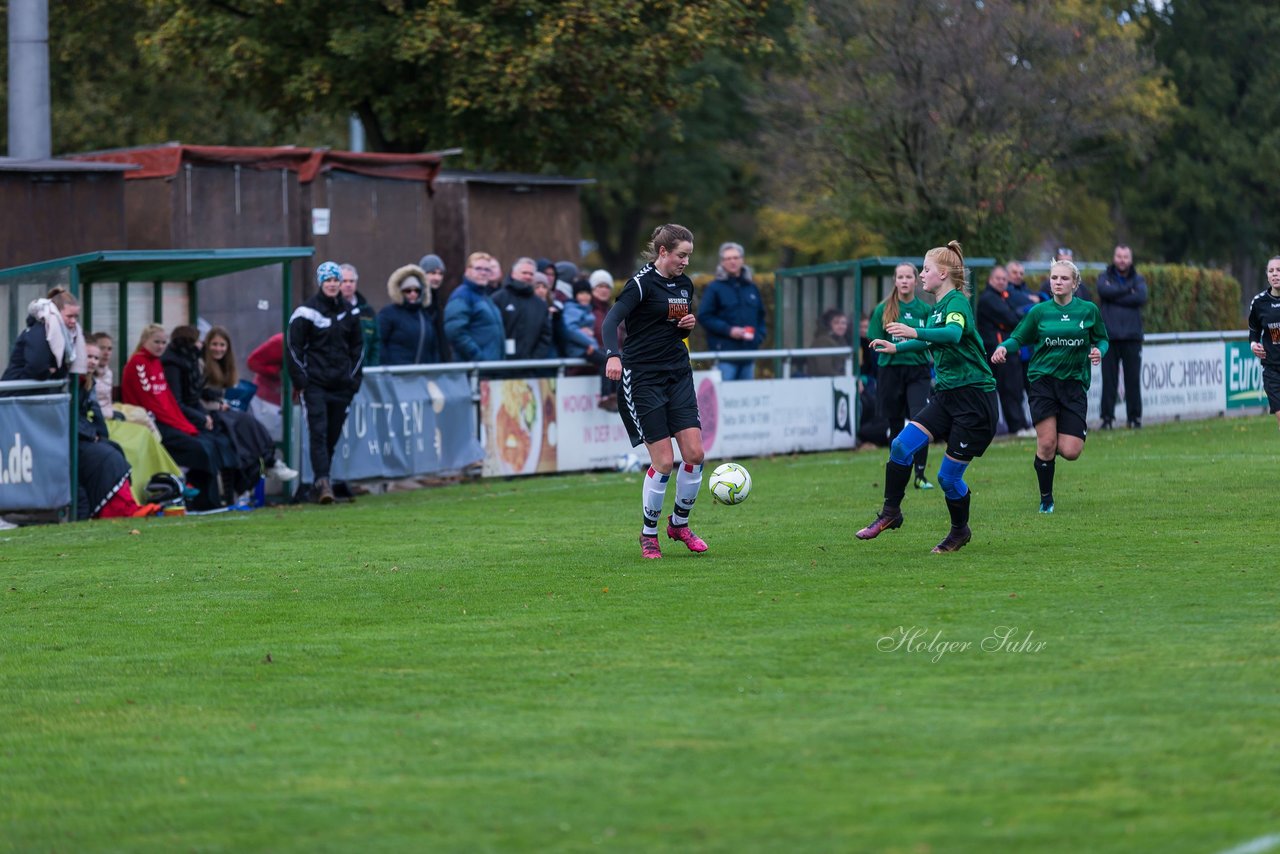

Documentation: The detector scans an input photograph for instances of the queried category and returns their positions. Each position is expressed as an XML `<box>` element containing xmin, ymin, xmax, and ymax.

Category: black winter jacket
<box><xmin>977</xmin><ymin>286</ymin><xmax>1022</xmax><ymax>352</ymax></box>
<box><xmin>491</xmin><ymin>278</ymin><xmax>553</xmax><ymax>359</ymax></box>
<box><xmin>161</xmin><ymin>339</ymin><xmax>208</xmax><ymax>430</ymax></box>
<box><xmin>287</xmin><ymin>290</ymin><xmax>365</xmax><ymax>393</ymax></box>
<box><xmin>1095</xmin><ymin>264</ymin><xmax>1148</xmax><ymax>341</ymax></box>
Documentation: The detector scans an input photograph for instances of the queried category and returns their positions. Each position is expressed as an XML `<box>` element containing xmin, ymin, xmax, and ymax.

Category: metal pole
<box><xmin>280</xmin><ymin>261</ymin><xmax>294</xmax><ymax>483</ymax></box>
<box><xmin>7</xmin><ymin>0</ymin><xmax>51</xmax><ymax>159</ymax></box>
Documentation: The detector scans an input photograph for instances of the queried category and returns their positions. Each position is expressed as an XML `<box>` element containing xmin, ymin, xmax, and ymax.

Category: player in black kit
<box><xmin>1248</xmin><ymin>255</ymin><xmax>1280</xmax><ymax>433</ymax></box>
<box><xmin>602</xmin><ymin>224</ymin><xmax>708</xmax><ymax>560</ymax></box>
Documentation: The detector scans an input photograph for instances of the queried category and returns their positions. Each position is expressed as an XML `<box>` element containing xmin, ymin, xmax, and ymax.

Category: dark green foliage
<box><xmin>1140</xmin><ymin>264</ymin><xmax>1243</xmax><ymax>332</ymax></box>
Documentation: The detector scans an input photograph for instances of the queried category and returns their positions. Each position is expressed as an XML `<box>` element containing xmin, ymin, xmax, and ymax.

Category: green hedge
<box><xmin>1136</xmin><ymin>265</ymin><xmax>1241</xmax><ymax>333</ymax></box>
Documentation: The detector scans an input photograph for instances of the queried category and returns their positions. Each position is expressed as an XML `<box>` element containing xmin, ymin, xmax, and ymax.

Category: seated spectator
<box><xmin>858</xmin><ymin>314</ymin><xmax>878</xmax><ymax>394</ymax></box>
<box><xmin>1</xmin><ymin>287</ymin><xmax>85</xmax><ymax>394</ymax></box>
<box><xmin>444</xmin><ymin>251</ymin><xmax>504</xmax><ymax>362</ymax></box>
<box><xmin>122</xmin><ymin>324</ymin><xmax>228</xmax><ymax>511</ymax></box>
<box><xmin>700</xmin><ymin>242</ymin><xmax>767</xmax><ymax>381</ymax></box>
<box><xmin>380</xmin><ymin>264</ymin><xmax>441</xmax><ymax>366</ymax></box>
<box><xmin>247</xmin><ymin>332</ymin><xmax>285</xmax><ymax>442</ymax></box>
<box><xmin>86</xmin><ymin>333</ymin><xmax>184</xmax><ymax>503</ymax></box>
<box><xmin>203</xmin><ymin>326</ymin><xmax>298</xmax><ymax>484</ymax></box>
<box><xmin>87</xmin><ymin>331</ymin><xmax>117</xmax><ymax>413</ymax></box>
<box><xmin>492</xmin><ymin>257</ymin><xmax>553</xmax><ymax>362</ymax></box>
<box><xmin>806</xmin><ymin>309</ymin><xmax>852</xmax><ymax>377</ymax></box>
<box><xmin>76</xmin><ymin>343</ymin><xmax>160</xmax><ymax>520</ymax></box>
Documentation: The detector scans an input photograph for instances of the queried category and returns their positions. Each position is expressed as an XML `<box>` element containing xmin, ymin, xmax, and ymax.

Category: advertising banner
<box><xmin>1224</xmin><ymin>341</ymin><xmax>1267</xmax><ymax>410</ymax></box>
<box><xmin>302</xmin><ymin>372</ymin><xmax>482</xmax><ymax>481</ymax></box>
<box><xmin>701</xmin><ymin>375</ymin><xmax>859</xmax><ymax>459</ymax></box>
<box><xmin>0</xmin><ymin>394</ymin><xmax>71</xmax><ymax>511</ymax></box>
<box><xmin>480</xmin><ymin>378</ymin><xmax>559</xmax><ymax>477</ymax></box>
<box><xmin>1085</xmin><ymin>341</ymin><xmax>1227</xmax><ymax>422</ymax></box>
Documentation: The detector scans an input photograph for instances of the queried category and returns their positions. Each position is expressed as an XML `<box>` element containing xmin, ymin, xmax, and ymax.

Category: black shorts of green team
<box><xmin>618</xmin><ymin>366</ymin><xmax>701</xmax><ymax>448</ymax></box>
<box><xmin>1027</xmin><ymin>376</ymin><xmax>1089</xmax><ymax>439</ymax></box>
<box><xmin>912</xmin><ymin>386</ymin><xmax>998</xmax><ymax>462</ymax></box>
<box><xmin>1265</xmin><ymin>366</ymin><xmax>1280</xmax><ymax>414</ymax></box>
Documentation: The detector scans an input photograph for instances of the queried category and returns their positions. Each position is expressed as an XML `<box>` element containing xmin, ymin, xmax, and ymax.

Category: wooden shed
<box><xmin>431</xmin><ymin>170</ymin><xmax>595</xmax><ymax>296</ymax></box>
<box><xmin>0</xmin><ymin>157</ymin><xmax>133</xmax><ymax>269</ymax></box>
<box><xmin>69</xmin><ymin>144</ymin><xmax>445</xmax><ymax>359</ymax></box>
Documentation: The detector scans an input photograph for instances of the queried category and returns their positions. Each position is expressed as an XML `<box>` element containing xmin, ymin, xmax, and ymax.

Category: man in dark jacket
<box><xmin>287</xmin><ymin>261</ymin><xmax>365</xmax><ymax>504</ymax></box>
<box><xmin>491</xmin><ymin>257</ymin><xmax>553</xmax><ymax>364</ymax></box>
<box><xmin>977</xmin><ymin>265</ymin><xmax>1032</xmax><ymax>436</ymax></box>
<box><xmin>1096</xmin><ymin>244</ymin><xmax>1147</xmax><ymax>429</ymax></box>
<box><xmin>340</xmin><ymin>264</ymin><xmax>380</xmax><ymax>368</ymax></box>
<box><xmin>700</xmin><ymin>242</ymin><xmax>766</xmax><ymax>380</ymax></box>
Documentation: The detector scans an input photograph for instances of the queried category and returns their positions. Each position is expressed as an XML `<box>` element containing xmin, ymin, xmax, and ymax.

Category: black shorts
<box><xmin>619</xmin><ymin>367</ymin><xmax>701</xmax><ymax>448</ymax></box>
<box><xmin>1028</xmin><ymin>376</ymin><xmax>1089</xmax><ymax>439</ymax></box>
<box><xmin>1265</xmin><ymin>367</ymin><xmax>1280</xmax><ymax>414</ymax></box>
<box><xmin>913</xmin><ymin>386</ymin><xmax>998</xmax><ymax>461</ymax></box>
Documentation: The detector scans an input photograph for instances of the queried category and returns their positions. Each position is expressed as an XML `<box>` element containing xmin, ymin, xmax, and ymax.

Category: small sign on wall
<box><xmin>312</xmin><ymin>208</ymin><xmax>331</xmax><ymax>236</ymax></box>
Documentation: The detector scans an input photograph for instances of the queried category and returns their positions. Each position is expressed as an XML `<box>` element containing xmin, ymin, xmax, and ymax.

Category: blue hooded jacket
<box><xmin>444</xmin><ymin>278</ymin><xmax>505</xmax><ymax>362</ymax></box>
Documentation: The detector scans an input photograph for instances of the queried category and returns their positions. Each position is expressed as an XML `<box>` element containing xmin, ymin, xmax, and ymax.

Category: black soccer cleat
<box><xmin>931</xmin><ymin>526</ymin><xmax>972</xmax><ymax>554</ymax></box>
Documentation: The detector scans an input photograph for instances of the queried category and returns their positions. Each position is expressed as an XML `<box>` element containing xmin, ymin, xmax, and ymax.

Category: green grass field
<box><xmin>3</xmin><ymin>416</ymin><xmax>1278</xmax><ymax>853</ymax></box>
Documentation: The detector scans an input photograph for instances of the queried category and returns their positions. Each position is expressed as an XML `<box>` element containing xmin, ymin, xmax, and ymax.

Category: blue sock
<box><xmin>936</xmin><ymin>457</ymin><xmax>970</xmax><ymax>500</ymax></box>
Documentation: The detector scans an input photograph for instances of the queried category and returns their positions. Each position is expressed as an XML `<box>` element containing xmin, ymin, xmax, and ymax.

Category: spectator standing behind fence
<box><xmin>418</xmin><ymin>254</ymin><xmax>449</xmax><ymax>361</ymax></box>
<box><xmin>700</xmin><ymin>242</ymin><xmax>767</xmax><ymax>381</ymax></box>
<box><xmin>77</xmin><ymin>343</ymin><xmax>161</xmax><ymax>520</ymax></box>
<box><xmin>870</xmin><ymin>264</ymin><xmax>937</xmax><ymax>487</ymax></box>
<box><xmin>203</xmin><ymin>326</ymin><xmax>298</xmax><ymax>484</ymax></box>
<box><xmin>1</xmin><ymin>287</ymin><xmax>85</xmax><ymax>393</ymax></box>
<box><xmin>1096</xmin><ymin>244</ymin><xmax>1147</xmax><ymax>429</ymax></box>
<box><xmin>122</xmin><ymin>324</ymin><xmax>226</xmax><ymax>511</ymax></box>
<box><xmin>379</xmin><ymin>264</ymin><xmax>440</xmax><ymax>366</ymax></box>
<box><xmin>340</xmin><ymin>264</ymin><xmax>379</xmax><ymax>368</ymax></box>
<box><xmin>287</xmin><ymin>261</ymin><xmax>365</xmax><ymax>505</ymax></box>
<box><xmin>1248</xmin><ymin>257</ymin><xmax>1280</xmax><ymax>433</ymax></box>
<box><xmin>492</xmin><ymin>257</ymin><xmax>553</xmax><ymax>361</ymax></box>
<box><xmin>444</xmin><ymin>252</ymin><xmax>504</xmax><ymax>362</ymax></box>
<box><xmin>590</xmin><ymin>269</ymin><xmax>620</xmax><ymax>410</ymax></box>
<box><xmin>978</xmin><ymin>265</ymin><xmax>1034</xmax><ymax>438</ymax></box>
<box><xmin>806</xmin><ymin>308</ymin><xmax>851</xmax><ymax>378</ymax></box>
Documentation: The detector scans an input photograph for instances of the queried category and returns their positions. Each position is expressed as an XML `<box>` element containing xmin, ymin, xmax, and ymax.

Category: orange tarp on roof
<box><xmin>70</xmin><ymin>144</ymin><xmax>444</xmax><ymax>185</ymax></box>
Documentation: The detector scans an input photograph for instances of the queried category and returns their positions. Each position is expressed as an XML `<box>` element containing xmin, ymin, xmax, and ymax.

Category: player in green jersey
<box><xmin>869</xmin><ymin>263</ymin><xmax>936</xmax><ymax>489</ymax></box>
<box><xmin>991</xmin><ymin>259</ymin><xmax>1108</xmax><ymax>513</ymax></box>
<box><xmin>859</xmin><ymin>241</ymin><xmax>998</xmax><ymax>554</ymax></box>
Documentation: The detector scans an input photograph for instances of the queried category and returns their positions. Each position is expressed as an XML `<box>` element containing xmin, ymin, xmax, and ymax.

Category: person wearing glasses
<box><xmin>379</xmin><ymin>263</ymin><xmax>441</xmax><ymax>366</ymax></box>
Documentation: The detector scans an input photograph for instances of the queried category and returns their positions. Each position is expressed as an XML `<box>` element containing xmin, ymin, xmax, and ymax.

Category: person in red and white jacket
<box><xmin>121</xmin><ymin>324</ymin><xmax>226</xmax><ymax>511</ymax></box>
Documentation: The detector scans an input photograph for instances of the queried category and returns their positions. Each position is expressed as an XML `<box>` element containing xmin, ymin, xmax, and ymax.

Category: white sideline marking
<box><xmin>1216</xmin><ymin>834</ymin><xmax>1280</xmax><ymax>854</ymax></box>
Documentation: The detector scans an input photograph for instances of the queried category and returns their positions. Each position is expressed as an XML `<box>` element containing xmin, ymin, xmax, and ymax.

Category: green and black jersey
<box><xmin>1001</xmin><ymin>297</ymin><xmax>1109</xmax><ymax>387</ymax></box>
<box><xmin>919</xmin><ymin>290</ymin><xmax>996</xmax><ymax>391</ymax></box>
<box><xmin>869</xmin><ymin>297</ymin><xmax>931</xmax><ymax>367</ymax></box>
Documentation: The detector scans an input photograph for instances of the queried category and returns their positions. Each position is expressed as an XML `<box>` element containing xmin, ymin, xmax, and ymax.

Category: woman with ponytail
<box><xmin>860</xmin><ymin>241</ymin><xmax>998</xmax><ymax>553</ymax></box>
<box><xmin>868</xmin><ymin>262</ymin><xmax>935</xmax><ymax>489</ymax></box>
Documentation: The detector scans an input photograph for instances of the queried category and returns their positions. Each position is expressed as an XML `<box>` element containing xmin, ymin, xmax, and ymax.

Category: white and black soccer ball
<box><xmin>615</xmin><ymin>452</ymin><xmax>645</xmax><ymax>473</ymax></box>
<box><xmin>709</xmin><ymin>462</ymin><xmax>751</xmax><ymax>505</ymax></box>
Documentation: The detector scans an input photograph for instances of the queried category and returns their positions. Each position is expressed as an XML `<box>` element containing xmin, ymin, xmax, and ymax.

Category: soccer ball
<box><xmin>615</xmin><ymin>452</ymin><xmax>645</xmax><ymax>473</ymax></box>
<box><xmin>709</xmin><ymin>462</ymin><xmax>751</xmax><ymax>505</ymax></box>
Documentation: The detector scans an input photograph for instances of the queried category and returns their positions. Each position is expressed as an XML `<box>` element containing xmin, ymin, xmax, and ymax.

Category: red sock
<box><xmin>98</xmin><ymin>479</ymin><xmax>143</xmax><ymax>519</ymax></box>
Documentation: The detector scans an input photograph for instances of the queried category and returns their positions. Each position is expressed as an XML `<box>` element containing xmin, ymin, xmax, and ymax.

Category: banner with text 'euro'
<box><xmin>0</xmin><ymin>394</ymin><xmax>71</xmax><ymax>511</ymax></box>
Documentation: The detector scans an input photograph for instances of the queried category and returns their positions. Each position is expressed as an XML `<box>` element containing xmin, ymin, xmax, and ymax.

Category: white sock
<box><xmin>671</xmin><ymin>462</ymin><xmax>703</xmax><ymax>527</ymax></box>
<box><xmin>642</xmin><ymin>466</ymin><xmax>670</xmax><ymax>535</ymax></box>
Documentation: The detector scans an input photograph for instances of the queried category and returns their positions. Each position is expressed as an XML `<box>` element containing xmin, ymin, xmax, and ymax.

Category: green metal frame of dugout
<box><xmin>772</xmin><ymin>255</ymin><xmax>997</xmax><ymax>373</ymax></box>
<box><xmin>0</xmin><ymin>247</ymin><xmax>314</xmax><ymax>519</ymax></box>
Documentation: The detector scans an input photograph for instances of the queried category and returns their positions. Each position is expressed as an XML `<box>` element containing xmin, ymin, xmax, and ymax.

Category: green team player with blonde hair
<box><xmin>991</xmin><ymin>258</ymin><xmax>1108</xmax><ymax>513</ymax></box>
<box><xmin>861</xmin><ymin>241</ymin><xmax>998</xmax><ymax>554</ymax></box>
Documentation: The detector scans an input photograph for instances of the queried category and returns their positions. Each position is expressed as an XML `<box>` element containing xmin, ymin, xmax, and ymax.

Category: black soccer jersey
<box><xmin>602</xmin><ymin>263</ymin><xmax>694</xmax><ymax>372</ymax></box>
<box><xmin>1248</xmin><ymin>289</ymin><xmax>1280</xmax><ymax>370</ymax></box>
